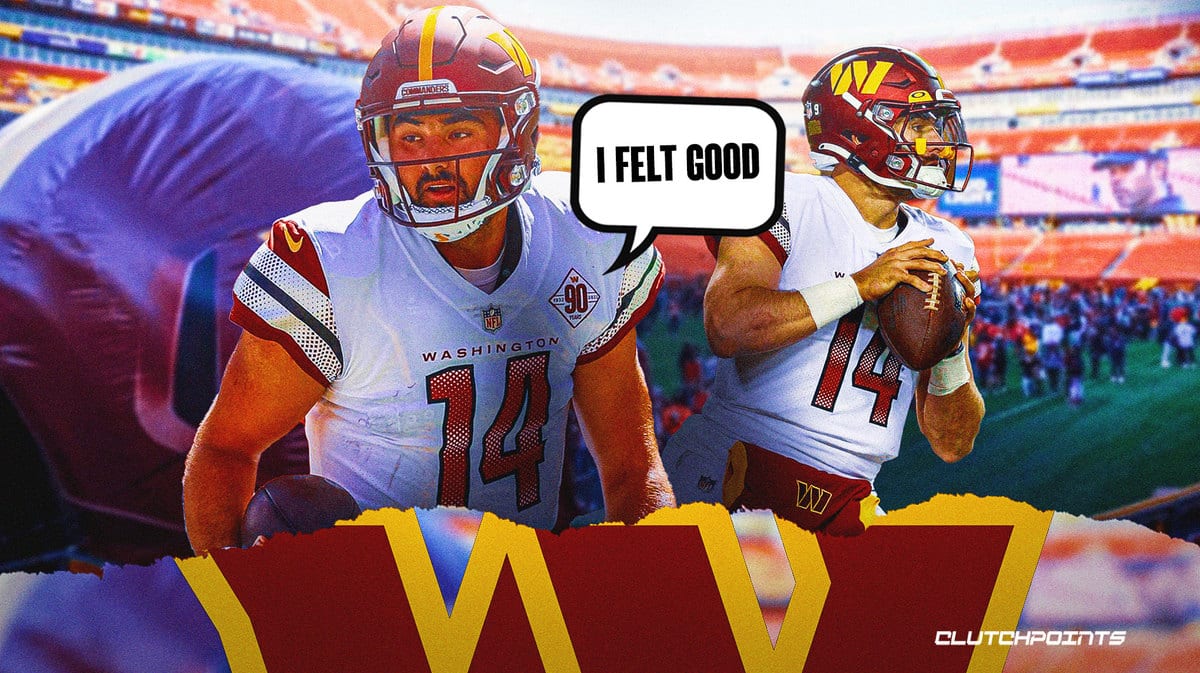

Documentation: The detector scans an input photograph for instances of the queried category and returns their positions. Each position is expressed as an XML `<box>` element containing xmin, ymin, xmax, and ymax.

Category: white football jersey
<box><xmin>231</xmin><ymin>172</ymin><xmax>663</xmax><ymax>528</ymax></box>
<box><xmin>667</xmin><ymin>172</ymin><xmax>977</xmax><ymax>493</ymax></box>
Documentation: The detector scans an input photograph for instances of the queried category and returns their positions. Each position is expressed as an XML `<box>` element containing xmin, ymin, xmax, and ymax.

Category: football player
<box><xmin>662</xmin><ymin>46</ymin><xmax>984</xmax><ymax>535</ymax></box>
<box><xmin>183</xmin><ymin>5</ymin><xmax>674</xmax><ymax>553</ymax></box>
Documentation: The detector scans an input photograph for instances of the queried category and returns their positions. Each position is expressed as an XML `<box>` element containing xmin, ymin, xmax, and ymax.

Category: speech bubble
<box><xmin>570</xmin><ymin>94</ymin><xmax>785</xmax><ymax>272</ymax></box>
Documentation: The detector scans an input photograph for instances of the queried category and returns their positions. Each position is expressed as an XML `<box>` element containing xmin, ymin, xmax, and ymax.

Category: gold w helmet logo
<box><xmin>829</xmin><ymin>60</ymin><xmax>893</xmax><ymax>96</ymax></box>
<box><xmin>487</xmin><ymin>29</ymin><xmax>534</xmax><ymax>77</ymax></box>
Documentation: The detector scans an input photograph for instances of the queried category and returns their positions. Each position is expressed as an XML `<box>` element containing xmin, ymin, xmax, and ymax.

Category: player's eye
<box><xmin>390</xmin><ymin>127</ymin><xmax>423</xmax><ymax>143</ymax></box>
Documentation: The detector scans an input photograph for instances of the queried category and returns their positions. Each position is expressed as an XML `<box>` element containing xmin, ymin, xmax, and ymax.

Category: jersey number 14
<box><xmin>425</xmin><ymin>352</ymin><xmax>550</xmax><ymax>511</ymax></box>
<box><xmin>811</xmin><ymin>306</ymin><xmax>903</xmax><ymax>426</ymax></box>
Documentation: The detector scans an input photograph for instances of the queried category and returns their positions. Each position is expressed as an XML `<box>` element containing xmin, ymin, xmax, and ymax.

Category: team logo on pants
<box><xmin>796</xmin><ymin>480</ymin><xmax>833</xmax><ymax>515</ymax></box>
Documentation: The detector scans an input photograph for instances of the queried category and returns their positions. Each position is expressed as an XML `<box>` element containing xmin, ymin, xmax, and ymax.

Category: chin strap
<box><xmin>908</xmin><ymin>164</ymin><xmax>949</xmax><ymax>199</ymax></box>
<box><xmin>816</xmin><ymin>144</ymin><xmax>949</xmax><ymax>199</ymax></box>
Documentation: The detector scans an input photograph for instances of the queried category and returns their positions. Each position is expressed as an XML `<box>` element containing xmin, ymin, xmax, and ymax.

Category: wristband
<box><xmin>928</xmin><ymin>344</ymin><xmax>971</xmax><ymax>396</ymax></box>
<box><xmin>799</xmin><ymin>276</ymin><xmax>863</xmax><ymax>330</ymax></box>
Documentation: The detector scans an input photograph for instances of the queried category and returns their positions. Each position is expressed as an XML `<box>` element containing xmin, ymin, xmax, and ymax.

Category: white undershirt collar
<box><xmin>453</xmin><ymin>247</ymin><xmax>505</xmax><ymax>293</ymax></box>
<box><xmin>870</xmin><ymin>222</ymin><xmax>900</xmax><ymax>243</ymax></box>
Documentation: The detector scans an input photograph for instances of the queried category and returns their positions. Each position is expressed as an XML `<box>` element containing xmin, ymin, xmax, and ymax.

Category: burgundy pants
<box><xmin>724</xmin><ymin>442</ymin><xmax>878</xmax><ymax>536</ymax></box>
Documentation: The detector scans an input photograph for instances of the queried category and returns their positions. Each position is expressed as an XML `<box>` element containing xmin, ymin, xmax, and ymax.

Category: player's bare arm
<box><xmin>183</xmin><ymin>332</ymin><xmax>325</xmax><ymax>553</ymax></box>
<box><xmin>705</xmin><ymin>235</ymin><xmax>948</xmax><ymax>358</ymax></box>
<box><xmin>914</xmin><ymin>266</ymin><xmax>985</xmax><ymax>462</ymax></box>
<box><xmin>704</xmin><ymin>234</ymin><xmax>807</xmax><ymax>358</ymax></box>
<box><xmin>571</xmin><ymin>330</ymin><xmax>675</xmax><ymax>522</ymax></box>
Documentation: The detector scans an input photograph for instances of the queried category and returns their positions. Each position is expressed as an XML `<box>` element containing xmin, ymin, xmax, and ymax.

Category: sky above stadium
<box><xmin>484</xmin><ymin>0</ymin><xmax>1199</xmax><ymax>48</ymax></box>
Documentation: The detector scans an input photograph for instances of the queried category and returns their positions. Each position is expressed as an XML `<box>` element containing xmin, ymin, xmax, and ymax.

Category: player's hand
<box><xmin>851</xmin><ymin>238</ymin><xmax>948</xmax><ymax>302</ymax></box>
<box><xmin>952</xmin><ymin>261</ymin><xmax>979</xmax><ymax>326</ymax></box>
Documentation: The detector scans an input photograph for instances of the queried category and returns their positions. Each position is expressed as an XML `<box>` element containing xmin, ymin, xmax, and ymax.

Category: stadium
<box><xmin>1</xmin><ymin>0</ymin><xmax>1199</xmax><ymax>671</ymax></box>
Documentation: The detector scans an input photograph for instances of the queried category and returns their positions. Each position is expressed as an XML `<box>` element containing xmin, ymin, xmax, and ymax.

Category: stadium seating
<box><xmin>1</xmin><ymin>41</ymin><xmax>130</xmax><ymax>74</ymax></box>
<box><xmin>1097</xmin><ymin>23</ymin><xmax>1182</xmax><ymax>53</ymax></box>
<box><xmin>1002</xmin><ymin>32</ymin><xmax>1086</xmax><ymax>69</ymax></box>
<box><xmin>538</xmin><ymin>124</ymin><xmax>573</xmax><ymax>173</ymax></box>
<box><xmin>972</xmin><ymin>120</ymin><xmax>1200</xmax><ymax>156</ymax></box>
<box><xmin>304</xmin><ymin>0</ymin><xmax>389</xmax><ymax>49</ymax></box>
<box><xmin>3</xmin><ymin>4</ymin><xmax>1198</xmax><ymax>293</ymax></box>
<box><xmin>0</xmin><ymin>58</ymin><xmax>104</xmax><ymax>112</ymax></box>
<box><xmin>0</xmin><ymin>5</ymin><xmax>242</xmax><ymax>56</ymax></box>
<box><xmin>1107</xmin><ymin>231</ymin><xmax>1200</xmax><ymax>283</ymax></box>
<box><xmin>5</xmin><ymin>3</ymin><xmax>1198</xmax><ymax>98</ymax></box>
<box><xmin>968</xmin><ymin>228</ymin><xmax>1043</xmax><ymax>278</ymax></box>
<box><xmin>997</xmin><ymin>230</ymin><xmax>1134</xmax><ymax>281</ymax></box>
<box><xmin>517</xmin><ymin>25</ymin><xmax>780</xmax><ymax>96</ymax></box>
<box><xmin>974</xmin><ymin>228</ymin><xmax>1200</xmax><ymax>285</ymax></box>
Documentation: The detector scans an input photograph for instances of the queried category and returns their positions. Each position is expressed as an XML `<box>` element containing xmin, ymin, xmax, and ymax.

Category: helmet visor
<box><xmin>885</xmin><ymin>102</ymin><xmax>973</xmax><ymax>192</ymax></box>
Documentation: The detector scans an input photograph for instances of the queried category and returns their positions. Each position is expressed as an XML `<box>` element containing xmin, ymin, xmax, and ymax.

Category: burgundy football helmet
<box><xmin>356</xmin><ymin>5</ymin><xmax>541</xmax><ymax>242</ymax></box>
<box><xmin>802</xmin><ymin>45</ymin><xmax>972</xmax><ymax>199</ymax></box>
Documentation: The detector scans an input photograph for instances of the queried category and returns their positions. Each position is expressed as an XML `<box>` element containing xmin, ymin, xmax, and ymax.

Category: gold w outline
<box><xmin>487</xmin><ymin>29</ymin><xmax>534</xmax><ymax>76</ymax></box>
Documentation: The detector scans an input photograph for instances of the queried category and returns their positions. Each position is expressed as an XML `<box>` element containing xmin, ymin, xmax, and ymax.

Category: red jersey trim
<box><xmin>576</xmin><ymin>265</ymin><xmax>663</xmax><ymax>366</ymax></box>
<box><xmin>705</xmin><ymin>231</ymin><xmax>787</xmax><ymax>266</ymax></box>
<box><xmin>231</xmin><ymin>300</ymin><xmax>331</xmax><ymax>387</ymax></box>
<box><xmin>267</xmin><ymin>219</ymin><xmax>329</xmax><ymax>295</ymax></box>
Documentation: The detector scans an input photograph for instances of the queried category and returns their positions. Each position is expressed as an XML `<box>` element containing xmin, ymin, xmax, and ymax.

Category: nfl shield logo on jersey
<box><xmin>549</xmin><ymin>268</ymin><xmax>600</xmax><ymax>328</ymax></box>
<box><xmin>482</xmin><ymin>305</ymin><xmax>502</xmax><ymax>333</ymax></box>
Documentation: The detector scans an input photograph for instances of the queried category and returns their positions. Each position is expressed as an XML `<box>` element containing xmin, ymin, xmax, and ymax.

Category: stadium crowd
<box><xmin>554</xmin><ymin>268</ymin><xmax>1200</xmax><ymax>520</ymax></box>
<box><xmin>971</xmin><ymin>281</ymin><xmax>1200</xmax><ymax>406</ymax></box>
<box><xmin>641</xmin><ymin>274</ymin><xmax>1200</xmax><ymax>438</ymax></box>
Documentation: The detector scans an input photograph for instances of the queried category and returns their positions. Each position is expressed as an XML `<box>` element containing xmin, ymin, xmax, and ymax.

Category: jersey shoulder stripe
<box><xmin>578</xmin><ymin>245</ymin><xmax>664</xmax><ymax>364</ymax></box>
<box><xmin>704</xmin><ymin>202</ymin><xmax>790</xmax><ymax>265</ymax></box>
<box><xmin>230</xmin><ymin>219</ymin><xmax>342</xmax><ymax>385</ymax></box>
<box><xmin>760</xmin><ymin>202</ymin><xmax>791</xmax><ymax>264</ymax></box>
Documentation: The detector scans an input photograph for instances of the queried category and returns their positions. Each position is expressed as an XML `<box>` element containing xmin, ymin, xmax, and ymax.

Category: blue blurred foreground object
<box><xmin>0</xmin><ymin>55</ymin><xmax>370</xmax><ymax>566</ymax></box>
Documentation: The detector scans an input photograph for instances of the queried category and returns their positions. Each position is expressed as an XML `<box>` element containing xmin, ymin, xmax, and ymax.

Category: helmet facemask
<box><xmin>873</xmin><ymin>102</ymin><xmax>973</xmax><ymax>199</ymax></box>
<box><xmin>359</xmin><ymin>97</ymin><xmax>538</xmax><ymax>243</ymax></box>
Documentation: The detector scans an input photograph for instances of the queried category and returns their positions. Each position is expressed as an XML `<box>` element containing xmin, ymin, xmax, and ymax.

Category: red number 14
<box><xmin>811</xmin><ymin>307</ymin><xmax>903</xmax><ymax>427</ymax></box>
<box><xmin>425</xmin><ymin>352</ymin><xmax>551</xmax><ymax>510</ymax></box>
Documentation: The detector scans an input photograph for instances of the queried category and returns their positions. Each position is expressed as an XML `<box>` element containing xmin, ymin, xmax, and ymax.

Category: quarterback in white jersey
<box><xmin>183</xmin><ymin>6</ymin><xmax>674</xmax><ymax>552</ymax></box>
<box><xmin>229</xmin><ymin>174</ymin><xmax>660</xmax><ymax>528</ymax></box>
<box><xmin>663</xmin><ymin>46</ymin><xmax>984</xmax><ymax>535</ymax></box>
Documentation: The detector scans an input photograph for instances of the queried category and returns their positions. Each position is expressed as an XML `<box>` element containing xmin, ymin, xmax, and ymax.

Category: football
<box><xmin>876</xmin><ymin>260</ymin><xmax>969</xmax><ymax>371</ymax></box>
<box><xmin>239</xmin><ymin>474</ymin><xmax>362</xmax><ymax>547</ymax></box>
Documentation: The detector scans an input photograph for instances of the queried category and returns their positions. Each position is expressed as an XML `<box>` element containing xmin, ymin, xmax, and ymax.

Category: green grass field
<box><xmin>641</xmin><ymin>316</ymin><xmax>1200</xmax><ymax>517</ymax></box>
<box><xmin>639</xmin><ymin>313</ymin><xmax>710</xmax><ymax>396</ymax></box>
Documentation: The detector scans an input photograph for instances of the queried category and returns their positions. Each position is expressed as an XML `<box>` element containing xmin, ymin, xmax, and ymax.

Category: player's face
<box><xmin>898</xmin><ymin>111</ymin><xmax>953</xmax><ymax>165</ymax></box>
<box><xmin>1106</xmin><ymin>160</ymin><xmax>1155</xmax><ymax>210</ymax></box>
<box><xmin>388</xmin><ymin>109</ymin><xmax>503</xmax><ymax>209</ymax></box>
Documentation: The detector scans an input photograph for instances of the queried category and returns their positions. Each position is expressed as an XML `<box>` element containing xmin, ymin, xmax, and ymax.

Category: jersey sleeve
<box><xmin>230</xmin><ymin>218</ymin><xmax>343</xmax><ymax>386</ymax></box>
<box><xmin>956</xmin><ymin>230</ymin><xmax>982</xmax><ymax>299</ymax></box>
<box><xmin>576</xmin><ymin>245</ymin><xmax>664</xmax><ymax>365</ymax></box>
<box><xmin>704</xmin><ymin>203</ymin><xmax>792</xmax><ymax>265</ymax></box>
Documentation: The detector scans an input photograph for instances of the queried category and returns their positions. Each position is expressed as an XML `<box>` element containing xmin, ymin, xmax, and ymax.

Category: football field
<box><xmin>642</xmin><ymin>316</ymin><xmax>1200</xmax><ymax>517</ymax></box>
<box><xmin>879</xmin><ymin>338</ymin><xmax>1200</xmax><ymax>516</ymax></box>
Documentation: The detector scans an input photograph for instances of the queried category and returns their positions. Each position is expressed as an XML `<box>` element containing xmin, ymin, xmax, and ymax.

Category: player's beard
<box><xmin>415</xmin><ymin>169</ymin><xmax>472</xmax><ymax>208</ymax></box>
